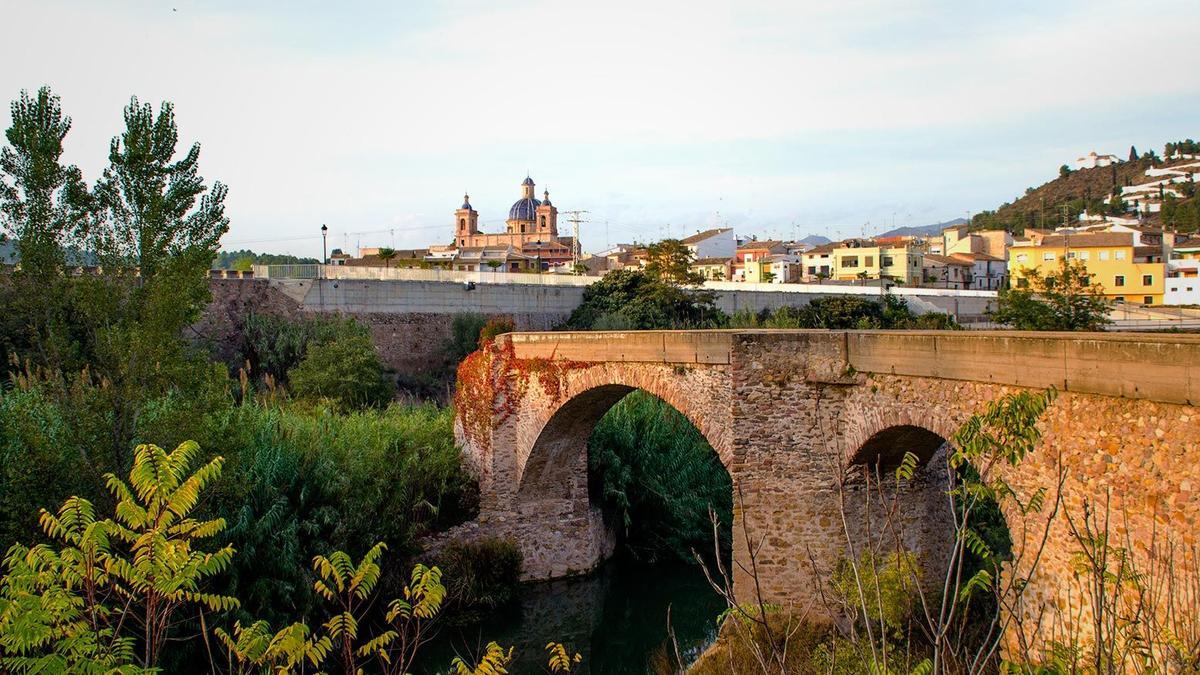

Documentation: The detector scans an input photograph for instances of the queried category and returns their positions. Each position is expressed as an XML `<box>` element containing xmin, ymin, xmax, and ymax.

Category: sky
<box><xmin>3</xmin><ymin>0</ymin><xmax>1199</xmax><ymax>258</ymax></box>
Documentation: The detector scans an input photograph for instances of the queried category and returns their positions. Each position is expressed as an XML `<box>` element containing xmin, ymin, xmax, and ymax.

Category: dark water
<box><xmin>415</xmin><ymin>559</ymin><xmax>725</xmax><ymax>674</ymax></box>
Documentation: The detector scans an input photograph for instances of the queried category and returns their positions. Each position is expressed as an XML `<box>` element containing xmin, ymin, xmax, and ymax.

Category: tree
<box><xmin>0</xmin><ymin>87</ymin><xmax>89</xmax><ymax>278</ymax></box>
<box><xmin>1107</xmin><ymin>193</ymin><xmax>1126</xmax><ymax>216</ymax></box>
<box><xmin>1059</xmin><ymin>164</ymin><xmax>1072</xmax><ymax>178</ymax></box>
<box><xmin>564</xmin><ymin>269</ymin><xmax>724</xmax><ymax>330</ymax></box>
<box><xmin>288</xmin><ymin>329</ymin><xmax>393</xmax><ymax>409</ymax></box>
<box><xmin>91</xmin><ymin>96</ymin><xmax>227</xmax><ymax>279</ymax></box>
<box><xmin>377</xmin><ymin>247</ymin><xmax>397</xmax><ymax>269</ymax></box>
<box><xmin>644</xmin><ymin>238</ymin><xmax>703</xmax><ymax>285</ymax></box>
<box><xmin>0</xmin><ymin>440</ymin><xmax>237</xmax><ymax>670</ymax></box>
<box><xmin>992</xmin><ymin>259</ymin><xmax>1111</xmax><ymax>331</ymax></box>
<box><xmin>1129</xmin><ymin>146</ymin><xmax>1138</xmax><ymax>162</ymax></box>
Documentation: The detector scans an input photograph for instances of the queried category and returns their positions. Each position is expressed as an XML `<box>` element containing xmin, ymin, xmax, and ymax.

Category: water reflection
<box><xmin>416</xmin><ymin>559</ymin><xmax>723</xmax><ymax>674</ymax></box>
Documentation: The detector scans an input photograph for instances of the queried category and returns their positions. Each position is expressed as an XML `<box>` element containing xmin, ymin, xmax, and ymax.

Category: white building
<box><xmin>1076</xmin><ymin>151</ymin><xmax>1120</xmax><ymax>169</ymax></box>
<box><xmin>680</xmin><ymin>228</ymin><xmax>736</xmax><ymax>261</ymax></box>
<box><xmin>1165</xmin><ymin>258</ymin><xmax>1200</xmax><ymax>305</ymax></box>
<box><xmin>949</xmin><ymin>253</ymin><xmax>1008</xmax><ymax>290</ymax></box>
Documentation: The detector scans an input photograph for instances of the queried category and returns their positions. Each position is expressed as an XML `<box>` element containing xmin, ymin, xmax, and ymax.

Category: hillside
<box><xmin>973</xmin><ymin>153</ymin><xmax>1199</xmax><ymax>233</ymax></box>
<box><xmin>876</xmin><ymin>218</ymin><xmax>967</xmax><ymax>238</ymax></box>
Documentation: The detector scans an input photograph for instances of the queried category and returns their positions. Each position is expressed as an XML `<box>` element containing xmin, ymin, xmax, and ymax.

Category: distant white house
<box><xmin>1165</xmin><ymin>259</ymin><xmax>1200</xmax><ymax>305</ymax></box>
<box><xmin>680</xmin><ymin>227</ymin><xmax>736</xmax><ymax>260</ymax></box>
<box><xmin>1076</xmin><ymin>151</ymin><xmax>1120</xmax><ymax>169</ymax></box>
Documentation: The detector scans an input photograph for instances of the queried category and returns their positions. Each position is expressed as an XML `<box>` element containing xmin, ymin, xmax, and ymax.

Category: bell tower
<box><xmin>455</xmin><ymin>193</ymin><xmax>479</xmax><ymax>248</ymax></box>
<box><xmin>536</xmin><ymin>189</ymin><xmax>558</xmax><ymax>236</ymax></box>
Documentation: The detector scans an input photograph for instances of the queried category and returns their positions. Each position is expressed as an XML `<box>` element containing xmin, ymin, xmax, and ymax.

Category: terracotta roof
<box><xmin>737</xmin><ymin>239</ymin><xmax>784</xmax><ymax>251</ymax></box>
<box><xmin>680</xmin><ymin>228</ymin><xmax>732</xmax><ymax>245</ymax></box>
<box><xmin>1039</xmin><ymin>232</ymin><xmax>1134</xmax><ymax>248</ymax></box>
<box><xmin>692</xmin><ymin>257</ymin><xmax>731</xmax><ymax>265</ymax></box>
<box><xmin>950</xmin><ymin>252</ymin><xmax>1005</xmax><ymax>263</ymax></box>
<box><xmin>803</xmin><ymin>243</ymin><xmax>838</xmax><ymax>254</ymax></box>
<box><xmin>923</xmin><ymin>254</ymin><xmax>972</xmax><ymax>266</ymax></box>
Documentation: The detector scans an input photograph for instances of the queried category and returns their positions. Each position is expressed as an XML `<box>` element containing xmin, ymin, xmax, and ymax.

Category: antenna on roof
<box><xmin>563</xmin><ymin>210</ymin><xmax>589</xmax><ymax>274</ymax></box>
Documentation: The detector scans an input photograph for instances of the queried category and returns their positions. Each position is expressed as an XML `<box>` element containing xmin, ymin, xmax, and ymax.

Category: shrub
<box><xmin>434</xmin><ymin>537</ymin><xmax>523</xmax><ymax>624</ymax></box>
<box><xmin>288</xmin><ymin>330</ymin><xmax>393</xmax><ymax>409</ymax></box>
<box><xmin>478</xmin><ymin>317</ymin><xmax>515</xmax><ymax>346</ymax></box>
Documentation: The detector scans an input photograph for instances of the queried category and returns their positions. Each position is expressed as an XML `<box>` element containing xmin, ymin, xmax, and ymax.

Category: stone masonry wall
<box><xmin>456</xmin><ymin>330</ymin><xmax>1200</xmax><ymax>660</ymax></box>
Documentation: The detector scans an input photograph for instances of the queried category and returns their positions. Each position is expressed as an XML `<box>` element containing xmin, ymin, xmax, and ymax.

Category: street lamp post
<box><xmin>321</xmin><ymin>224</ymin><xmax>328</xmax><ymax>279</ymax></box>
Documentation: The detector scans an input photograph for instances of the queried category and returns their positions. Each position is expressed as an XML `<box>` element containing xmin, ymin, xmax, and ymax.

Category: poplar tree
<box><xmin>0</xmin><ymin>87</ymin><xmax>89</xmax><ymax>277</ymax></box>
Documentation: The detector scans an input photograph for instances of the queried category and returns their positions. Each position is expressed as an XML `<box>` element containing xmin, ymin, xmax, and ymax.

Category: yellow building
<box><xmin>825</xmin><ymin>240</ymin><xmax>924</xmax><ymax>284</ymax></box>
<box><xmin>1008</xmin><ymin>232</ymin><xmax>1165</xmax><ymax>305</ymax></box>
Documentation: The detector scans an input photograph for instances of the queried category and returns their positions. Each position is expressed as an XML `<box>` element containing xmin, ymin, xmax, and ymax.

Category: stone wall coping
<box><xmin>502</xmin><ymin>330</ymin><xmax>1198</xmax><ymax>404</ymax></box>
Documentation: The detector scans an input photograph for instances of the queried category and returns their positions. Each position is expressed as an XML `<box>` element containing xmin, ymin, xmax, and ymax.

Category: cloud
<box><xmin>1</xmin><ymin>0</ymin><xmax>1198</xmax><ymax>253</ymax></box>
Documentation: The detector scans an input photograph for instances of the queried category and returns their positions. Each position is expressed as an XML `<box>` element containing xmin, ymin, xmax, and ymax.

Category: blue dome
<box><xmin>509</xmin><ymin>197</ymin><xmax>541</xmax><ymax>221</ymax></box>
<box><xmin>522</xmin><ymin>175</ymin><xmax>535</xmax><ymax>187</ymax></box>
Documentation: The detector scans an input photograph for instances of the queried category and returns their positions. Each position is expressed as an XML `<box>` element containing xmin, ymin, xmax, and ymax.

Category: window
<box><xmin>1114</xmin><ymin>296</ymin><xmax>1124</xmax><ymax>302</ymax></box>
<box><xmin>1115</xmin><ymin>250</ymin><xmax>1127</xmax><ymax>260</ymax></box>
<box><xmin>1043</xmin><ymin>252</ymin><xmax>1056</xmax><ymax>261</ymax></box>
<box><xmin>1114</xmin><ymin>275</ymin><xmax>1125</xmax><ymax>287</ymax></box>
<box><xmin>1078</xmin><ymin>251</ymin><xmax>1089</xmax><ymax>260</ymax></box>
<box><xmin>807</xmin><ymin>266</ymin><xmax>816</xmax><ymax>275</ymax></box>
<box><xmin>459</xmin><ymin>218</ymin><xmax>466</xmax><ymax>229</ymax></box>
<box><xmin>1067</xmin><ymin>251</ymin><xmax>1076</xmax><ymax>259</ymax></box>
<box><xmin>1144</xmin><ymin>296</ymin><xmax>1153</xmax><ymax>305</ymax></box>
<box><xmin>864</xmin><ymin>256</ymin><xmax>874</xmax><ymax>267</ymax></box>
<box><xmin>1016</xmin><ymin>253</ymin><xmax>1028</xmax><ymax>263</ymax></box>
<box><xmin>881</xmin><ymin>255</ymin><xmax>894</xmax><ymax>267</ymax></box>
<box><xmin>1099</xmin><ymin>251</ymin><xmax>1109</xmax><ymax>261</ymax></box>
<box><xmin>540</xmin><ymin>215</ymin><xmax>547</xmax><ymax>228</ymax></box>
<box><xmin>842</xmin><ymin>256</ymin><xmax>859</xmax><ymax>268</ymax></box>
<box><xmin>1142</xmin><ymin>274</ymin><xmax>1153</xmax><ymax>286</ymax></box>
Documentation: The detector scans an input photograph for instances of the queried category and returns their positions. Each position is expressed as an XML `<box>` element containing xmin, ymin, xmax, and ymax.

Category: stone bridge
<box><xmin>452</xmin><ymin>330</ymin><xmax>1199</xmax><ymax>652</ymax></box>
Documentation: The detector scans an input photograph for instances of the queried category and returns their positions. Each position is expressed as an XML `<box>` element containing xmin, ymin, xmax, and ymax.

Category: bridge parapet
<box><xmin>503</xmin><ymin>330</ymin><xmax>1198</xmax><ymax>404</ymax></box>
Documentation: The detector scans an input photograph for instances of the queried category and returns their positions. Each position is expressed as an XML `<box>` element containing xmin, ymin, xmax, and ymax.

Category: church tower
<box><xmin>455</xmin><ymin>193</ymin><xmax>479</xmax><ymax>248</ymax></box>
<box><xmin>536</xmin><ymin>189</ymin><xmax>558</xmax><ymax>236</ymax></box>
<box><xmin>505</xmin><ymin>175</ymin><xmax>541</xmax><ymax>237</ymax></box>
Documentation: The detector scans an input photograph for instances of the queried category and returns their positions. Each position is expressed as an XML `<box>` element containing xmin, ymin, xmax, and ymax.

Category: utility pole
<box><xmin>563</xmin><ymin>210</ymin><xmax>590</xmax><ymax>273</ymax></box>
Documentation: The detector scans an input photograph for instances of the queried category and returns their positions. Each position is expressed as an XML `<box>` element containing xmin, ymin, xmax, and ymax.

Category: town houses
<box><xmin>322</xmin><ymin>159</ymin><xmax>1199</xmax><ymax>306</ymax></box>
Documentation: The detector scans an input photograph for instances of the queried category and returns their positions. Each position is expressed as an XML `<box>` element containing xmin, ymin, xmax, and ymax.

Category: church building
<box><xmin>450</xmin><ymin>175</ymin><xmax>575</xmax><ymax>270</ymax></box>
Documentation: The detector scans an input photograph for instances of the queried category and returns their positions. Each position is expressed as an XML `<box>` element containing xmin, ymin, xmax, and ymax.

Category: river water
<box><xmin>415</xmin><ymin>559</ymin><xmax>724</xmax><ymax>674</ymax></box>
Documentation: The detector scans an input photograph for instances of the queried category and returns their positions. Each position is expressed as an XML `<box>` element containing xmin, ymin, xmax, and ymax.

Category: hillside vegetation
<box><xmin>972</xmin><ymin>142</ymin><xmax>1199</xmax><ymax>233</ymax></box>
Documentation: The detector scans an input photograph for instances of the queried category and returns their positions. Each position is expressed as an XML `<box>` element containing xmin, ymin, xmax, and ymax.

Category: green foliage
<box><xmin>289</xmin><ymin>328</ymin><xmax>393</xmax><ymax>409</ymax></box>
<box><xmin>0</xmin><ymin>87</ymin><xmax>89</xmax><ymax>278</ymax></box>
<box><xmin>565</xmin><ymin>269</ymin><xmax>724</xmax><ymax>330</ymax></box>
<box><xmin>728</xmin><ymin>294</ymin><xmax>959</xmax><ymax>330</ymax></box>
<box><xmin>434</xmin><ymin>537</ymin><xmax>522</xmax><ymax>624</ymax></box>
<box><xmin>0</xmin><ymin>440</ymin><xmax>236</xmax><ymax>670</ymax></box>
<box><xmin>832</xmin><ymin>551</ymin><xmax>921</xmax><ymax>634</ymax></box>
<box><xmin>994</xmin><ymin>259</ymin><xmax>1112</xmax><ymax>331</ymax></box>
<box><xmin>644</xmin><ymin>238</ymin><xmax>703</xmax><ymax>285</ymax></box>
<box><xmin>588</xmin><ymin>391</ymin><xmax>732</xmax><ymax>563</ymax></box>
<box><xmin>212</xmin><ymin>249</ymin><xmax>318</xmax><ymax>270</ymax></box>
<box><xmin>236</xmin><ymin>312</ymin><xmax>372</xmax><ymax>387</ymax></box>
<box><xmin>0</xmin><ymin>385</ymin><xmax>83</xmax><ymax>549</ymax></box>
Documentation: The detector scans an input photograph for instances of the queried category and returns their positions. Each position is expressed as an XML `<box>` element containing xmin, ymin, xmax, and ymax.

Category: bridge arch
<box><xmin>512</xmin><ymin>363</ymin><xmax>733</xmax><ymax>492</ymax></box>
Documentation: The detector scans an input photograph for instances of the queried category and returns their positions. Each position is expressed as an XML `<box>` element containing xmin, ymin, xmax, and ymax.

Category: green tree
<box><xmin>644</xmin><ymin>238</ymin><xmax>703</xmax><ymax>285</ymax></box>
<box><xmin>288</xmin><ymin>329</ymin><xmax>393</xmax><ymax>409</ymax></box>
<box><xmin>993</xmin><ymin>259</ymin><xmax>1111</xmax><ymax>331</ymax></box>
<box><xmin>1129</xmin><ymin>145</ymin><xmax>1138</xmax><ymax>162</ymax></box>
<box><xmin>0</xmin><ymin>87</ymin><xmax>89</xmax><ymax>278</ymax></box>
<box><xmin>1059</xmin><ymin>164</ymin><xmax>1072</xmax><ymax>178</ymax></box>
<box><xmin>0</xmin><ymin>88</ymin><xmax>91</xmax><ymax>369</ymax></box>
<box><xmin>377</xmin><ymin>246</ymin><xmax>397</xmax><ymax>269</ymax></box>
<box><xmin>564</xmin><ymin>269</ymin><xmax>724</xmax><ymax>330</ymax></box>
